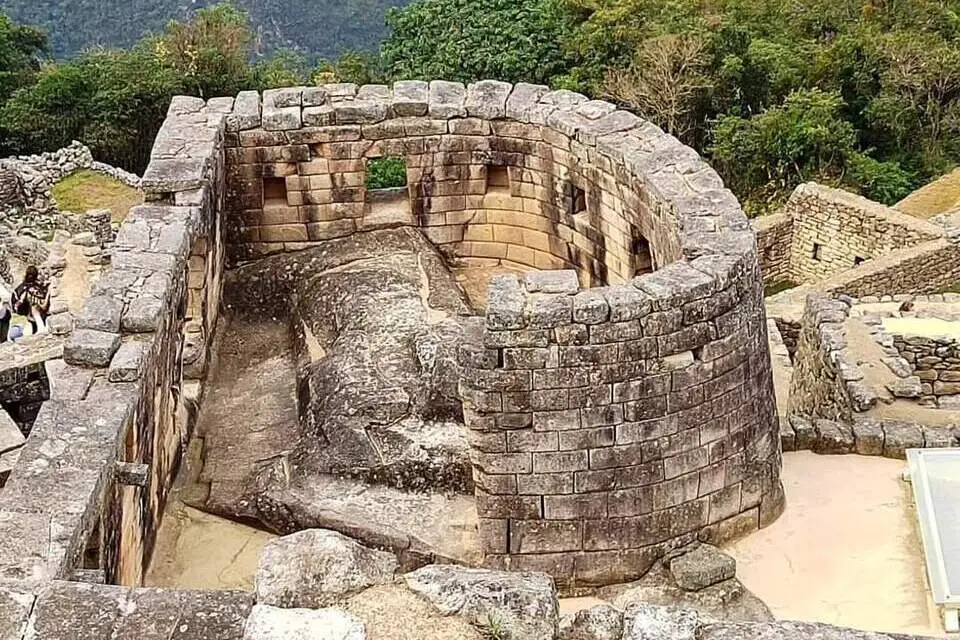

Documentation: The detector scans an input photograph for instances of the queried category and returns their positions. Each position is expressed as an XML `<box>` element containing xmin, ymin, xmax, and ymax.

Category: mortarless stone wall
<box><xmin>782</xmin><ymin>183</ymin><xmax>942</xmax><ymax>284</ymax></box>
<box><xmin>753</xmin><ymin>211</ymin><xmax>793</xmax><ymax>288</ymax></box>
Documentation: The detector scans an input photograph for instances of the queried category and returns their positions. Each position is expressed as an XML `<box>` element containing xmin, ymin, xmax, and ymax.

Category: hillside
<box><xmin>0</xmin><ymin>0</ymin><xmax>411</xmax><ymax>59</ymax></box>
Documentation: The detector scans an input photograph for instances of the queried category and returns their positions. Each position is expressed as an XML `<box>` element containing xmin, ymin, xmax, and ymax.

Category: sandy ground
<box><xmin>144</xmin><ymin>498</ymin><xmax>274</xmax><ymax>590</ymax></box>
<box><xmin>883</xmin><ymin>316</ymin><xmax>960</xmax><ymax>340</ymax></box>
<box><xmin>726</xmin><ymin>451</ymin><xmax>945</xmax><ymax>637</ymax></box>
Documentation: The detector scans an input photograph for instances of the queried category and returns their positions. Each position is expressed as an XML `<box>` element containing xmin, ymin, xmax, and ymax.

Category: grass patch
<box><xmin>51</xmin><ymin>169</ymin><xmax>142</xmax><ymax>223</ymax></box>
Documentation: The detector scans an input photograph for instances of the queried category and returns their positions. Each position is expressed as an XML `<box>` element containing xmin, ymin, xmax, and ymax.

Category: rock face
<box><xmin>669</xmin><ymin>545</ymin><xmax>737</xmax><ymax>591</ymax></box>
<box><xmin>602</xmin><ymin>562</ymin><xmax>774</xmax><ymax>624</ymax></box>
<box><xmin>403</xmin><ymin>565</ymin><xmax>559</xmax><ymax>640</ymax></box>
<box><xmin>558</xmin><ymin>604</ymin><xmax>624</xmax><ymax>640</ymax></box>
<box><xmin>203</xmin><ymin>229</ymin><xmax>477</xmax><ymax>544</ymax></box>
<box><xmin>254</xmin><ymin>529</ymin><xmax>398</xmax><ymax>608</ymax></box>
<box><xmin>243</xmin><ymin>604</ymin><xmax>366</xmax><ymax>640</ymax></box>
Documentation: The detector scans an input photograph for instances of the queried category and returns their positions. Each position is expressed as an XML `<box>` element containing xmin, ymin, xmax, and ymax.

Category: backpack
<box><xmin>11</xmin><ymin>284</ymin><xmax>30</xmax><ymax>316</ymax></box>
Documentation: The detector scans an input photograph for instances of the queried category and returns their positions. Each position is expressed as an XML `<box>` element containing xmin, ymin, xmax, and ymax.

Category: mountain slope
<box><xmin>0</xmin><ymin>0</ymin><xmax>411</xmax><ymax>59</ymax></box>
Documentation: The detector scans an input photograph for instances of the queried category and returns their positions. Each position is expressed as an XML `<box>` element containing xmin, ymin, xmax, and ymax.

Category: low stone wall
<box><xmin>783</xmin><ymin>183</ymin><xmax>942</xmax><ymax>284</ymax></box>
<box><xmin>788</xmin><ymin>295</ymin><xmax>877</xmax><ymax>422</ymax></box>
<box><xmin>753</xmin><ymin>211</ymin><xmax>792</xmax><ymax>288</ymax></box>
<box><xmin>780</xmin><ymin>414</ymin><xmax>957</xmax><ymax>458</ymax></box>
<box><xmin>0</xmin><ymin>96</ymin><xmax>227</xmax><ymax>587</ymax></box>
<box><xmin>0</xmin><ymin>141</ymin><xmax>141</xmax><ymax>237</ymax></box>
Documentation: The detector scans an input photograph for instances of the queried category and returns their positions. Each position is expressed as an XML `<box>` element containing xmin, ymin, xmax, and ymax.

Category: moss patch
<box><xmin>765</xmin><ymin>280</ymin><xmax>798</xmax><ymax>297</ymax></box>
<box><xmin>51</xmin><ymin>169</ymin><xmax>142</xmax><ymax>223</ymax></box>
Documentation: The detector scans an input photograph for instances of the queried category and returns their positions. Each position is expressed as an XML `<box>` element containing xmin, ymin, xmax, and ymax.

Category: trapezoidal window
<box><xmin>486</xmin><ymin>165</ymin><xmax>510</xmax><ymax>193</ymax></box>
<box><xmin>854</xmin><ymin>256</ymin><xmax>866</xmax><ymax>266</ymax></box>
<box><xmin>569</xmin><ymin>186</ymin><xmax>587</xmax><ymax>216</ymax></box>
<box><xmin>365</xmin><ymin>157</ymin><xmax>411</xmax><ymax>226</ymax></box>
<box><xmin>633</xmin><ymin>232</ymin><xmax>654</xmax><ymax>275</ymax></box>
<box><xmin>812</xmin><ymin>242</ymin><xmax>823</xmax><ymax>261</ymax></box>
<box><xmin>263</xmin><ymin>177</ymin><xmax>287</xmax><ymax>207</ymax></box>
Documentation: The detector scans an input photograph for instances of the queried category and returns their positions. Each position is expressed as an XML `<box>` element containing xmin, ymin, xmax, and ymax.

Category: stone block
<box><xmin>778</xmin><ymin>417</ymin><xmax>795</xmax><ymax>452</ymax></box>
<box><xmin>108</xmin><ymin>340</ymin><xmax>148</xmax><ymax>382</ymax></box>
<box><xmin>63</xmin><ymin>329</ymin><xmax>121</xmax><ymax>368</ymax></box>
<box><xmin>789</xmin><ymin>415</ymin><xmax>817</xmax><ymax>451</ymax></box>
<box><xmin>524</xmin><ymin>270</ymin><xmax>580</xmax><ymax>295</ymax></box>
<box><xmin>243</xmin><ymin>605</ymin><xmax>365</xmax><ymax>640</ymax></box>
<box><xmin>392</xmin><ymin>80</ymin><xmax>429</xmax><ymax>116</ymax></box>
<box><xmin>466</xmin><ymin>80</ymin><xmax>512</xmax><ymax>119</ymax></box>
<box><xmin>668</xmin><ymin>544</ymin><xmax>736</xmax><ymax>591</ymax></box>
<box><xmin>428</xmin><ymin>80</ymin><xmax>467</xmax><ymax>118</ymax></box>
<box><xmin>77</xmin><ymin>295</ymin><xmax>123</xmax><ymax>333</ymax></box>
<box><xmin>812</xmin><ymin>419</ymin><xmax>854</xmax><ymax>455</ymax></box>
<box><xmin>852</xmin><ymin>419</ymin><xmax>884</xmax><ymax>456</ymax></box>
<box><xmin>121</xmin><ymin>295</ymin><xmax>164</xmax><ymax>333</ymax></box>
<box><xmin>882</xmin><ymin>422</ymin><xmax>923</xmax><ymax>459</ymax></box>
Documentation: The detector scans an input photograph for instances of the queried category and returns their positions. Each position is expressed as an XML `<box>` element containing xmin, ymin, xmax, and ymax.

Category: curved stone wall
<box><xmin>219</xmin><ymin>80</ymin><xmax>783</xmax><ymax>588</ymax></box>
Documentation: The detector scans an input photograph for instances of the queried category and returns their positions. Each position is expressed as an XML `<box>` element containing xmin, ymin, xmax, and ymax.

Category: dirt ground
<box><xmin>726</xmin><ymin>451</ymin><xmax>944</xmax><ymax>637</ymax></box>
<box><xmin>896</xmin><ymin>168</ymin><xmax>960</xmax><ymax>219</ymax></box>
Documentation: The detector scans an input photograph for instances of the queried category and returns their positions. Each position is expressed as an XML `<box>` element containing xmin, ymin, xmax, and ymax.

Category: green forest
<box><xmin>1</xmin><ymin>0</ymin><xmax>960</xmax><ymax>214</ymax></box>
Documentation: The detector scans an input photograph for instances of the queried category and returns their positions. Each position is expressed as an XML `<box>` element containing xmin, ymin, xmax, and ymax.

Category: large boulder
<box><xmin>558</xmin><ymin>603</ymin><xmax>624</xmax><ymax>640</ymax></box>
<box><xmin>699</xmin><ymin>620</ymin><xmax>934</xmax><ymax>640</ymax></box>
<box><xmin>243</xmin><ymin>604</ymin><xmax>365</xmax><ymax>640</ymax></box>
<box><xmin>254</xmin><ymin>529</ymin><xmax>398</xmax><ymax>608</ymax></box>
<box><xmin>403</xmin><ymin>565</ymin><xmax>559</xmax><ymax>640</ymax></box>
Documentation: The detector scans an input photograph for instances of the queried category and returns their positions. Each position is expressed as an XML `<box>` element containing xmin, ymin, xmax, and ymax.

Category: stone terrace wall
<box><xmin>222</xmin><ymin>81</ymin><xmax>706</xmax><ymax>287</ymax></box>
<box><xmin>753</xmin><ymin>211</ymin><xmax>792</xmax><ymax>288</ymax></box>
<box><xmin>788</xmin><ymin>295</ymin><xmax>877</xmax><ymax>422</ymax></box>
<box><xmin>0</xmin><ymin>95</ymin><xmax>228</xmax><ymax>587</ymax></box>
<box><xmin>784</xmin><ymin>183</ymin><xmax>942</xmax><ymax>284</ymax></box>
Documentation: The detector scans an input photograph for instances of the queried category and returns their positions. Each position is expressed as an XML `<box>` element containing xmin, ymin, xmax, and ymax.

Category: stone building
<box><xmin>0</xmin><ymin>81</ymin><xmax>794</xmax><ymax>638</ymax></box>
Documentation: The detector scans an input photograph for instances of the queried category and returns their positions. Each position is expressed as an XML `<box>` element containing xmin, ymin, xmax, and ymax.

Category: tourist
<box><xmin>12</xmin><ymin>266</ymin><xmax>50</xmax><ymax>335</ymax></box>
<box><xmin>0</xmin><ymin>282</ymin><xmax>9</xmax><ymax>343</ymax></box>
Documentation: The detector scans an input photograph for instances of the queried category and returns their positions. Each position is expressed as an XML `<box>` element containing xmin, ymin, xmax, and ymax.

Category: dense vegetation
<box><xmin>377</xmin><ymin>0</ymin><xmax>960</xmax><ymax>213</ymax></box>
<box><xmin>2</xmin><ymin>0</ymin><xmax>960</xmax><ymax>214</ymax></box>
<box><xmin>0</xmin><ymin>0</ymin><xmax>410</xmax><ymax>60</ymax></box>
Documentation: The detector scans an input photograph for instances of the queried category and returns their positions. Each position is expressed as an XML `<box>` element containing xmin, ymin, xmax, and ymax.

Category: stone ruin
<box><xmin>0</xmin><ymin>80</ymin><xmax>928</xmax><ymax>640</ymax></box>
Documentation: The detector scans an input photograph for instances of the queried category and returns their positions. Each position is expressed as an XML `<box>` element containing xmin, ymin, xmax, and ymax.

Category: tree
<box><xmin>253</xmin><ymin>48</ymin><xmax>310</xmax><ymax>89</ymax></box>
<box><xmin>603</xmin><ymin>33</ymin><xmax>709</xmax><ymax>141</ymax></box>
<box><xmin>0</xmin><ymin>12</ymin><xmax>47</xmax><ymax>105</ymax></box>
<box><xmin>380</xmin><ymin>0</ymin><xmax>574</xmax><ymax>84</ymax></box>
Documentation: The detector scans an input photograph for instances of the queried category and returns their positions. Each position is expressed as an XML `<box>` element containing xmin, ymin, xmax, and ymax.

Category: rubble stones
<box><xmin>254</xmin><ymin>529</ymin><xmax>398</xmax><ymax>609</ymax></box>
<box><xmin>403</xmin><ymin>565</ymin><xmax>559</xmax><ymax>640</ymax></box>
<box><xmin>669</xmin><ymin>544</ymin><xmax>736</xmax><ymax>591</ymax></box>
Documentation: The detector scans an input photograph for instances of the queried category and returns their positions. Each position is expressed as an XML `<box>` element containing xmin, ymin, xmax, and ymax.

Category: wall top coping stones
<box><xmin>220</xmin><ymin>81</ymin><xmax>759</xmax><ymax>321</ymax></box>
<box><xmin>789</xmin><ymin>182</ymin><xmax>945</xmax><ymax>240</ymax></box>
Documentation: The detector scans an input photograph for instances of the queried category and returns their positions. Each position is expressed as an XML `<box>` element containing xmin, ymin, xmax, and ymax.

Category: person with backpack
<box><xmin>12</xmin><ymin>266</ymin><xmax>50</xmax><ymax>335</ymax></box>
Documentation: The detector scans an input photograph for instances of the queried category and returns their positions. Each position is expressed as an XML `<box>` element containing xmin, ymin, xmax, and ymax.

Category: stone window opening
<box><xmin>262</xmin><ymin>177</ymin><xmax>288</xmax><ymax>207</ymax></box>
<box><xmin>486</xmin><ymin>165</ymin><xmax>510</xmax><ymax>193</ymax></box>
<box><xmin>632</xmin><ymin>231</ymin><xmax>654</xmax><ymax>275</ymax></box>
<box><xmin>854</xmin><ymin>256</ymin><xmax>866</xmax><ymax>266</ymax></box>
<box><xmin>365</xmin><ymin>157</ymin><xmax>411</xmax><ymax>226</ymax></box>
<box><xmin>812</xmin><ymin>242</ymin><xmax>823</xmax><ymax>261</ymax></box>
<box><xmin>570</xmin><ymin>185</ymin><xmax>587</xmax><ymax>217</ymax></box>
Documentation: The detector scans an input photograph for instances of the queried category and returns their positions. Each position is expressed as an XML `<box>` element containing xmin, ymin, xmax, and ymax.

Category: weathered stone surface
<box><xmin>403</xmin><ymin>565</ymin><xmax>558</xmax><ymax>640</ymax></box>
<box><xmin>0</xmin><ymin>584</ymin><xmax>34</xmax><ymax>640</ymax></box>
<box><xmin>243</xmin><ymin>605</ymin><xmax>365</xmax><ymax>640</ymax></box>
<box><xmin>392</xmin><ymin>80</ymin><xmax>429</xmax><ymax>116</ymax></box>
<box><xmin>0</xmin><ymin>408</ymin><xmax>24</xmax><ymax>453</ymax></box>
<box><xmin>812</xmin><ymin>420</ymin><xmax>854</xmax><ymax>455</ymax></box>
<box><xmin>622</xmin><ymin>604</ymin><xmax>699</xmax><ymax>640</ymax></box>
<box><xmin>558</xmin><ymin>604</ymin><xmax>624</xmax><ymax>640</ymax></box>
<box><xmin>698</xmin><ymin>619</ymin><xmax>933</xmax><ymax>640</ymax></box>
<box><xmin>255</xmin><ymin>529</ymin><xmax>398</xmax><ymax>608</ymax></box>
<box><xmin>45</xmin><ymin>359</ymin><xmax>93</xmax><ymax>401</ymax></box>
<box><xmin>852</xmin><ymin>419</ymin><xmax>884</xmax><ymax>456</ymax></box>
<box><xmin>887</xmin><ymin>376</ymin><xmax>922</xmax><ymax>399</ymax></box>
<box><xmin>77</xmin><ymin>295</ymin><xmax>123</xmax><ymax>333</ymax></box>
<box><xmin>429</xmin><ymin>81</ymin><xmax>467</xmax><ymax>118</ymax></box>
<box><xmin>789</xmin><ymin>415</ymin><xmax>817</xmax><ymax>451</ymax></box>
<box><xmin>669</xmin><ymin>544</ymin><xmax>736</xmax><ymax>591</ymax></box>
<box><xmin>882</xmin><ymin>422</ymin><xmax>924</xmax><ymax>459</ymax></box>
<box><xmin>602</xmin><ymin>563</ymin><xmax>773</xmax><ymax>624</ymax></box>
<box><xmin>108</xmin><ymin>340</ymin><xmax>148</xmax><ymax>382</ymax></box>
<box><xmin>63</xmin><ymin>328</ymin><xmax>120</xmax><ymax>367</ymax></box>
